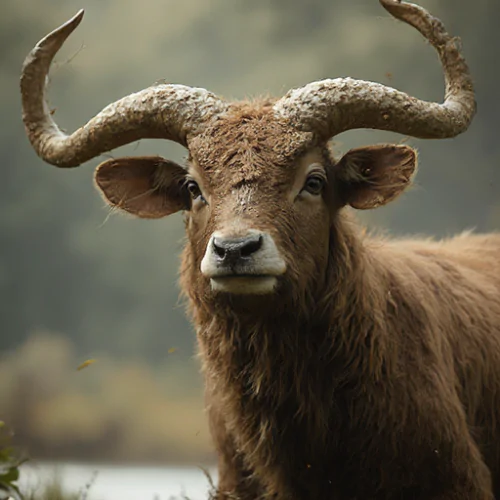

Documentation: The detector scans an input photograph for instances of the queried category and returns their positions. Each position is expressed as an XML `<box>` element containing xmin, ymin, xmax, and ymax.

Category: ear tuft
<box><xmin>336</xmin><ymin>144</ymin><xmax>417</xmax><ymax>210</ymax></box>
<box><xmin>95</xmin><ymin>156</ymin><xmax>187</xmax><ymax>219</ymax></box>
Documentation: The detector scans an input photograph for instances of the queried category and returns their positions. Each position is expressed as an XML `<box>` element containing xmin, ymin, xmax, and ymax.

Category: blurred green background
<box><xmin>1</xmin><ymin>0</ymin><xmax>498</xmax><ymax>465</ymax></box>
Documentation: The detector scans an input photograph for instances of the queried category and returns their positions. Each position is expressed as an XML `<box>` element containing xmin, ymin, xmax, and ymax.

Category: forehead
<box><xmin>187</xmin><ymin>101</ymin><xmax>317</xmax><ymax>186</ymax></box>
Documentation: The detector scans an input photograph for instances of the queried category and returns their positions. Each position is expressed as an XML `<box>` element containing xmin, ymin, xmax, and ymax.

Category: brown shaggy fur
<box><xmin>96</xmin><ymin>102</ymin><xmax>500</xmax><ymax>499</ymax></box>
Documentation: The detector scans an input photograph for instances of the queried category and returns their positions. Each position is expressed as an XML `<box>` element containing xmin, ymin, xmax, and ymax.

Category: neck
<box><xmin>192</xmin><ymin>213</ymin><xmax>392</xmax><ymax>398</ymax></box>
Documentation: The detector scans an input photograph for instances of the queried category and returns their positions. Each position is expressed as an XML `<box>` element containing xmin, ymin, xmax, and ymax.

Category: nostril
<box><xmin>211</xmin><ymin>234</ymin><xmax>263</xmax><ymax>263</ymax></box>
<box><xmin>212</xmin><ymin>238</ymin><xmax>227</xmax><ymax>258</ymax></box>
<box><xmin>240</xmin><ymin>235</ymin><xmax>263</xmax><ymax>257</ymax></box>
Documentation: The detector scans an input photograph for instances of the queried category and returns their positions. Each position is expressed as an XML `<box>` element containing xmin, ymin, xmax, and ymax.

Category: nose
<box><xmin>212</xmin><ymin>234</ymin><xmax>263</xmax><ymax>266</ymax></box>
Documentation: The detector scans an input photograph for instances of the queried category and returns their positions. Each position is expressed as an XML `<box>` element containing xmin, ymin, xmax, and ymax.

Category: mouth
<box><xmin>209</xmin><ymin>274</ymin><xmax>278</xmax><ymax>294</ymax></box>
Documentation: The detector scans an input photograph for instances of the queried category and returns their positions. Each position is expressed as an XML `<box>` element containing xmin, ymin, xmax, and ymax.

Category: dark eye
<box><xmin>186</xmin><ymin>180</ymin><xmax>206</xmax><ymax>204</ymax></box>
<box><xmin>302</xmin><ymin>174</ymin><xmax>326</xmax><ymax>196</ymax></box>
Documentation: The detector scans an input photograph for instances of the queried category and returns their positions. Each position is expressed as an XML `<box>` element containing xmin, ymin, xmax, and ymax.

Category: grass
<box><xmin>23</xmin><ymin>477</ymin><xmax>82</xmax><ymax>500</ymax></box>
<box><xmin>0</xmin><ymin>422</ymin><xmax>87</xmax><ymax>500</ymax></box>
<box><xmin>18</xmin><ymin>468</ymin><xmax>216</xmax><ymax>500</ymax></box>
<box><xmin>0</xmin><ymin>446</ymin><xmax>217</xmax><ymax>500</ymax></box>
<box><xmin>0</xmin><ymin>419</ymin><xmax>217</xmax><ymax>500</ymax></box>
<box><xmin>0</xmin><ymin>421</ymin><xmax>24</xmax><ymax>500</ymax></box>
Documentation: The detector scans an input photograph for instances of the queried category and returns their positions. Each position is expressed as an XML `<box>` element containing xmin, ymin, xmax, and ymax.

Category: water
<box><xmin>20</xmin><ymin>462</ymin><xmax>218</xmax><ymax>500</ymax></box>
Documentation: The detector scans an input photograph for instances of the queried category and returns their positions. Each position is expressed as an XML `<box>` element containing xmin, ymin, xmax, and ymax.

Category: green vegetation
<box><xmin>1</xmin><ymin>429</ymin><xmax>216</xmax><ymax>499</ymax></box>
<box><xmin>0</xmin><ymin>423</ymin><xmax>24</xmax><ymax>500</ymax></box>
<box><xmin>0</xmin><ymin>422</ymin><xmax>82</xmax><ymax>500</ymax></box>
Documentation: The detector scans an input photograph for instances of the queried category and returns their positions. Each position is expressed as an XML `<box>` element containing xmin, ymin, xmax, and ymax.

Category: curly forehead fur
<box><xmin>187</xmin><ymin>100</ymin><xmax>318</xmax><ymax>185</ymax></box>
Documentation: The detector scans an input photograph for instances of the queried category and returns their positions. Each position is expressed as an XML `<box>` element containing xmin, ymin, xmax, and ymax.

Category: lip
<box><xmin>211</xmin><ymin>274</ymin><xmax>271</xmax><ymax>279</ymax></box>
<box><xmin>209</xmin><ymin>275</ymin><xmax>278</xmax><ymax>294</ymax></box>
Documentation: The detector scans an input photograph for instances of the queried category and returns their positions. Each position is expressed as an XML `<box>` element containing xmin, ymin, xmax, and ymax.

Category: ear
<box><xmin>335</xmin><ymin>144</ymin><xmax>417</xmax><ymax>210</ymax></box>
<box><xmin>94</xmin><ymin>156</ymin><xmax>188</xmax><ymax>219</ymax></box>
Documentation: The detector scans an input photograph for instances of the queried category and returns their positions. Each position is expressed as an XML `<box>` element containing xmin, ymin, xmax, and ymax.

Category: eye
<box><xmin>186</xmin><ymin>180</ymin><xmax>207</xmax><ymax>204</ymax></box>
<box><xmin>186</xmin><ymin>180</ymin><xmax>201</xmax><ymax>198</ymax></box>
<box><xmin>302</xmin><ymin>174</ymin><xmax>326</xmax><ymax>196</ymax></box>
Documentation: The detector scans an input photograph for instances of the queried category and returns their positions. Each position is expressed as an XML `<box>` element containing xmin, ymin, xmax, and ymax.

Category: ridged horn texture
<box><xmin>273</xmin><ymin>0</ymin><xmax>476</xmax><ymax>140</ymax></box>
<box><xmin>20</xmin><ymin>10</ymin><xmax>227</xmax><ymax>168</ymax></box>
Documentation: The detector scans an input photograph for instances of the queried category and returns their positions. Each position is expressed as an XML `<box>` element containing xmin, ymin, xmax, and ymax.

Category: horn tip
<box><xmin>29</xmin><ymin>9</ymin><xmax>85</xmax><ymax>53</ymax></box>
<box><xmin>49</xmin><ymin>9</ymin><xmax>85</xmax><ymax>41</ymax></box>
<box><xmin>379</xmin><ymin>0</ymin><xmax>403</xmax><ymax>6</ymax></box>
<box><xmin>63</xmin><ymin>9</ymin><xmax>85</xmax><ymax>31</ymax></box>
<box><xmin>379</xmin><ymin>0</ymin><xmax>409</xmax><ymax>17</ymax></box>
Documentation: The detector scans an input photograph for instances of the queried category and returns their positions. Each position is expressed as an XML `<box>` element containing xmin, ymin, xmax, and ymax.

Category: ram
<box><xmin>21</xmin><ymin>1</ymin><xmax>500</xmax><ymax>499</ymax></box>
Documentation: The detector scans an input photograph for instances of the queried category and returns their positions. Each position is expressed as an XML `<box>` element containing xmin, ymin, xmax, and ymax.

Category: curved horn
<box><xmin>20</xmin><ymin>10</ymin><xmax>227</xmax><ymax>168</ymax></box>
<box><xmin>273</xmin><ymin>0</ymin><xmax>476</xmax><ymax>140</ymax></box>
